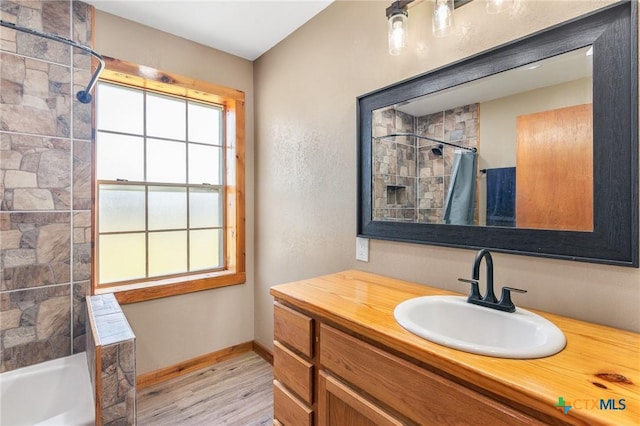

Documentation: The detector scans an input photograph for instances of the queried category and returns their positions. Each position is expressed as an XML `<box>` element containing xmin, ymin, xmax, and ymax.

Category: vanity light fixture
<box><xmin>386</xmin><ymin>1</ymin><xmax>412</xmax><ymax>55</ymax></box>
<box><xmin>386</xmin><ymin>0</ymin><xmax>475</xmax><ymax>55</ymax></box>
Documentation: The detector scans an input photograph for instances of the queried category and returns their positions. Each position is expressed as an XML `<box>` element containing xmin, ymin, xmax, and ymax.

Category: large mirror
<box><xmin>357</xmin><ymin>2</ymin><xmax>638</xmax><ymax>267</ymax></box>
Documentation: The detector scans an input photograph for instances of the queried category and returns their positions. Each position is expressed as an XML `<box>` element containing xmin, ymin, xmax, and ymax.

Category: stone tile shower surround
<box><xmin>372</xmin><ymin>104</ymin><xmax>479</xmax><ymax>224</ymax></box>
<box><xmin>87</xmin><ymin>293</ymin><xmax>136</xmax><ymax>425</ymax></box>
<box><xmin>372</xmin><ymin>109</ymin><xmax>417</xmax><ymax>221</ymax></box>
<box><xmin>0</xmin><ymin>0</ymin><xmax>93</xmax><ymax>372</ymax></box>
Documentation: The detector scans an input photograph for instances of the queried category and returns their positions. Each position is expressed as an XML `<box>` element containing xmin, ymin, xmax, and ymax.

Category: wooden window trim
<box><xmin>92</xmin><ymin>57</ymin><xmax>246</xmax><ymax>304</ymax></box>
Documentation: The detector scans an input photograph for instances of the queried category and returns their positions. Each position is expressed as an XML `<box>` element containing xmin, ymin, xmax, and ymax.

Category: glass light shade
<box><xmin>388</xmin><ymin>13</ymin><xmax>408</xmax><ymax>56</ymax></box>
<box><xmin>432</xmin><ymin>0</ymin><xmax>454</xmax><ymax>38</ymax></box>
<box><xmin>486</xmin><ymin>0</ymin><xmax>515</xmax><ymax>14</ymax></box>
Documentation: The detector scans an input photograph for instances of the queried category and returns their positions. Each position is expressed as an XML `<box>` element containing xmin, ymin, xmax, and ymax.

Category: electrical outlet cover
<box><xmin>356</xmin><ymin>237</ymin><xmax>369</xmax><ymax>262</ymax></box>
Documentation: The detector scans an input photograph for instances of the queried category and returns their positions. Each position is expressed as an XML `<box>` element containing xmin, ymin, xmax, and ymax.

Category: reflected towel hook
<box><xmin>0</xmin><ymin>19</ymin><xmax>105</xmax><ymax>104</ymax></box>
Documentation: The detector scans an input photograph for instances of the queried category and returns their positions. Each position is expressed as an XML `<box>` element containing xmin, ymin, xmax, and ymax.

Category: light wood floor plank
<box><xmin>137</xmin><ymin>352</ymin><xmax>273</xmax><ymax>425</ymax></box>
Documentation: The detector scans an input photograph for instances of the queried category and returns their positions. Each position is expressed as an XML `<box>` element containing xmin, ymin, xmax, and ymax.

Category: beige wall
<box><xmin>254</xmin><ymin>0</ymin><xmax>639</xmax><ymax>351</ymax></box>
<box><xmin>94</xmin><ymin>11</ymin><xmax>255</xmax><ymax>374</ymax></box>
<box><xmin>480</xmin><ymin>78</ymin><xmax>593</xmax><ymax>170</ymax></box>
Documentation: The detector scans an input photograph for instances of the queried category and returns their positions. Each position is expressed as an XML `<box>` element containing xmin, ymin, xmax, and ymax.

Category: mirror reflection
<box><xmin>372</xmin><ymin>46</ymin><xmax>593</xmax><ymax>231</ymax></box>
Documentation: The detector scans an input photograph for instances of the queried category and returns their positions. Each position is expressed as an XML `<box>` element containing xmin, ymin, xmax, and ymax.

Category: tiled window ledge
<box><xmin>86</xmin><ymin>293</ymin><xmax>136</xmax><ymax>426</ymax></box>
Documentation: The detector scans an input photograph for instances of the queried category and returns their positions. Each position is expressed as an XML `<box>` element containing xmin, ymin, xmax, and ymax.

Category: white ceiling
<box><xmin>84</xmin><ymin>0</ymin><xmax>334</xmax><ymax>61</ymax></box>
<box><xmin>396</xmin><ymin>46</ymin><xmax>593</xmax><ymax>117</ymax></box>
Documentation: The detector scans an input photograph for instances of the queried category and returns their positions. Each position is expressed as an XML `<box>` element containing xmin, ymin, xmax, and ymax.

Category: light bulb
<box><xmin>432</xmin><ymin>0</ymin><xmax>454</xmax><ymax>38</ymax></box>
<box><xmin>388</xmin><ymin>13</ymin><xmax>408</xmax><ymax>56</ymax></box>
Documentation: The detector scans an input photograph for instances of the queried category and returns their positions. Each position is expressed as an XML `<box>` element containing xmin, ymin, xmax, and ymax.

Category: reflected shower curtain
<box><xmin>443</xmin><ymin>150</ymin><xmax>478</xmax><ymax>225</ymax></box>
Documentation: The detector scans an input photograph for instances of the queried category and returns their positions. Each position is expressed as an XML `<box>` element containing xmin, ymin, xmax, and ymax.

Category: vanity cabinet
<box><xmin>271</xmin><ymin>271</ymin><xmax>640</xmax><ymax>426</ymax></box>
<box><xmin>274</xmin><ymin>300</ymin><xmax>544</xmax><ymax>425</ymax></box>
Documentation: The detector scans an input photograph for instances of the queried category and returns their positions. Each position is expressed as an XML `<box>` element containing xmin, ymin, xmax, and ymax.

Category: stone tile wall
<box><xmin>416</xmin><ymin>104</ymin><xmax>479</xmax><ymax>224</ymax></box>
<box><xmin>0</xmin><ymin>0</ymin><xmax>93</xmax><ymax>372</ymax></box>
<box><xmin>87</xmin><ymin>294</ymin><xmax>136</xmax><ymax>426</ymax></box>
<box><xmin>371</xmin><ymin>104</ymin><xmax>479</xmax><ymax>224</ymax></box>
<box><xmin>372</xmin><ymin>108</ymin><xmax>417</xmax><ymax>221</ymax></box>
<box><xmin>100</xmin><ymin>340</ymin><xmax>135</xmax><ymax>425</ymax></box>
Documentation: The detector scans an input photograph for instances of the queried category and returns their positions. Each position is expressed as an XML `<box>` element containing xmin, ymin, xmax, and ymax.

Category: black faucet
<box><xmin>458</xmin><ymin>248</ymin><xmax>527</xmax><ymax>313</ymax></box>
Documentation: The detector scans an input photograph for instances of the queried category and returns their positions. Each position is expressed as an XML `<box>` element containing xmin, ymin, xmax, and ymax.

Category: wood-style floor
<box><xmin>137</xmin><ymin>352</ymin><xmax>274</xmax><ymax>425</ymax></box>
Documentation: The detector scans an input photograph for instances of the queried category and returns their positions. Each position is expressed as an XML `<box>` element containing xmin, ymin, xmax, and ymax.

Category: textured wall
<box><xmin>254</xmin><ymin>0</ymin><xmax>639</xmax><ymax>351</ymax></box>
<box><xmin>0</xmin><ymin>0</ymin><xmax>92</xmax><ymax>372</ymax></box>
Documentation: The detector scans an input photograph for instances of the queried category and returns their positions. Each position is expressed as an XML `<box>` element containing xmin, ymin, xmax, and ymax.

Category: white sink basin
<box><xmin>394</xmin><ymin>296</ymin><xmax>566</xmax><ymax>358</ymax></box>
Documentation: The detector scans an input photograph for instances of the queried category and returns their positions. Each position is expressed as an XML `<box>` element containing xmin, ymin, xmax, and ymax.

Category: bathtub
<box><xmin>0</xmin><ymin>352</ymin><xmax>94</xmax><ymax>426</ymax></box>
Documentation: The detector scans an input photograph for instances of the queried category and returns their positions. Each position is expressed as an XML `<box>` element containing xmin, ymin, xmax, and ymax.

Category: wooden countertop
<box><xmin>270</xmin><ymin>270</ymin><xmax>640</xmax><ymax>426</ymax></box>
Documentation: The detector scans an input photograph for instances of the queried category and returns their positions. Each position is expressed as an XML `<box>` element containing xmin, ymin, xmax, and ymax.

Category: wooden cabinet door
<box><xmin>515</xmin><ymin>104</ymin><xmax>593</xmax><ymax>230</ymax></box>
<box><xmin>317</xmin><ymin>371</ymin><xmax>405</xmax><ymax>426</ymax></box>
<box><xmin>320</xmin><ymin>324</ymin><xmax>547</xmax><ymax>426</ymax></box>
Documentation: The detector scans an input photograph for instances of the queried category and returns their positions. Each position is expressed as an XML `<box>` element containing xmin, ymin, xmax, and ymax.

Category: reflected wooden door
<box><xmin>515</xmin><ymin>104</ymin><xmax>593</xmax><ymax>231</ymax></box>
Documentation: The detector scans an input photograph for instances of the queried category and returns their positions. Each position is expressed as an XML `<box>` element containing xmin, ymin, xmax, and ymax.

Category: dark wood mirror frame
<box><xmin>357</xmin><ymin>1</ymin><xmax>638</xmax><ymax>267</ymax></box>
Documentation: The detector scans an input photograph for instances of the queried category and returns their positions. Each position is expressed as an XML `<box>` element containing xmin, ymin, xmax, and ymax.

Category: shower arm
<box><xmin>374</xmin><ymin>132</ymin><xmax>478</xmax><ymax>152</ymax></box>
<box><xmin>1</xmin><ymin>19</ymin><xmax>105</xmax><ymax>104</ymax></box>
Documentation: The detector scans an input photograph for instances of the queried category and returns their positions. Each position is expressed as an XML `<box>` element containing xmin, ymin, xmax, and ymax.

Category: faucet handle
<box><xmin>503</xmin><ymin>287</ymin><xmax>527</xmax><ymax>292</ymax></box>
<box><xmin>498</xmin><ymin>287</ymin><xmax>527</xmax><ymax>313</ymax></box>
<box><xmin>458</xmin><ymin>278</ymin><xmax>481</xmax><ymax>301</ymax></box>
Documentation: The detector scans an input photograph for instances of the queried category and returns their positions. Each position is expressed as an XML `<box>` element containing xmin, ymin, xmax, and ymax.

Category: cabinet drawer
<box><xmin>273</xmin><ymin>379</ymin><xmax>313</xmax><ymax>426</ymax></box>
<box><xmin>274</xmin><ymin>303</ymin><xmax>314</xmax><ymax>358</ymax></box>
<box><xmin>320</xmin><ymin>324</ymin><xmax>544</xmax><ymax>425</ymax></box>
<box><xmin>274</xmin><ymin>341</ymin><xmax>314</xmax><ymax>404</ymax></box>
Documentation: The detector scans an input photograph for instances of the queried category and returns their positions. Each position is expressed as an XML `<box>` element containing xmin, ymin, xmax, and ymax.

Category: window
<box><xmin>94</xmin><ymin>60</ymin><xmax>245</xmax><ymax>303</ymax></box>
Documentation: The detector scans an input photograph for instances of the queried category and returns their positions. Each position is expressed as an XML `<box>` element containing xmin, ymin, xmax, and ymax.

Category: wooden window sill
<box><xmin>96</xmin><ymin>271</ymin><xmax>246</xmax><ymax>304</ymax></box>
